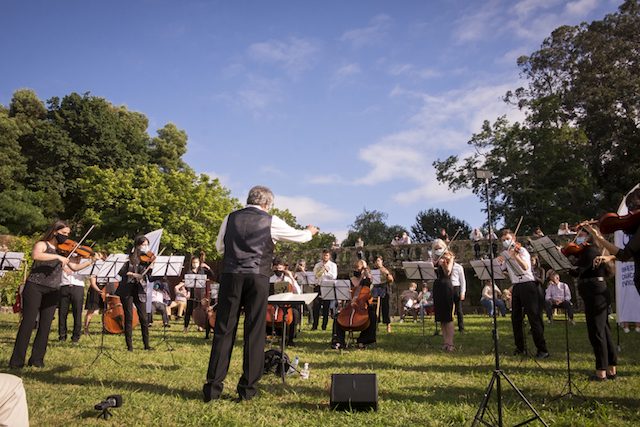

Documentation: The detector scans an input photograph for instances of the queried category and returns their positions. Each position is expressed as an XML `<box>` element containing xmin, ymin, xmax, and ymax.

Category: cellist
<box><xmin>267</xmin><ymin>258</ymin><xmax>300</xmax><ymax>346</ymax></box>
<box><xmin>115</xmin><ymin>235</ymin><xmax>152</xmax><ymax>351</ymax></box>
<box><xmin>331</xmin><ymin>260</ymin><xmax>377</xmax><ymax>350</ymax></box>
<box><xmin>182</xmin><ymin>254</ymin><xmax>215</xmax><ymax>333</ymax></box>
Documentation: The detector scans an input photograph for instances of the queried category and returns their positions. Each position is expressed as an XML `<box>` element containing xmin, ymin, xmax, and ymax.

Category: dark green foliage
<box><xmin>411</xmin><ymin>208</ymin><xmax>472</xmax><ymax>243</ymax></box>
<box><xmin>343</xmin><ymin>209</ymin><xmax>406</xmax><ymax>247</ymax></box>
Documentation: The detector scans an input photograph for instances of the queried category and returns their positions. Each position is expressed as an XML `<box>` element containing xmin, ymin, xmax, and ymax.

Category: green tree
<box><xmin>411</xmin><ymin>208</ymin><xmax>471</xmax><ymax>243</ymax></box>
<box><xmin>343</xmin><ymin>209</ymin><xmax>406</xmax><ymax>246</ymax></box>
<box><xmin>269</xmin><ymin>207</ymin><xmax>336</xmax><ymax>251</ymax></box>
<box><xmin>0</xmin><ymin>107</ymin><xmax>26</xmax><ymax>191</ymax></box>
<box><xmin>150</xmin><ymin>123</ymin><xmax>189</xmax><ymax>172</ymax></box>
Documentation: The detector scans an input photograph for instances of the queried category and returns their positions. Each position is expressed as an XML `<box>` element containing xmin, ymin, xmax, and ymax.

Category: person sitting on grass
<box><xmin>480</xmin><ymin>280</ymin><xmax>507</xmax><ymax>317</ymax></box>
<box><xmin>400</xmin><ymin>282</ymin><xmax>420</xmax><ymax>322</ymax></box>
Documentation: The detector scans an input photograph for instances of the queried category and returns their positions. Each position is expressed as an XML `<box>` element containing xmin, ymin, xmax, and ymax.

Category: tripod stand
<box><xmin>514</xmin><ymin>311</ymin><xmax>544</xmax><ymax>370</ymax></box>
<box><xmin>472</xmin><ymin>169</ymin><xmax>547</xmax><ymax>427</ymax></box>
<box><xmin>89</xmin><ymin>291</ymin><xmax>119</xmax><ymax>366</ymax></box>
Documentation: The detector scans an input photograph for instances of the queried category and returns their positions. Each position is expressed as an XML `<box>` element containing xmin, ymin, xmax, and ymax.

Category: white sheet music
<box><xmin>470</xmin><ymin>259</ymin><xmax>506</xmax><ymax>280</ymax></box>
<box><xmin>97</xmin><ymin>254</ymin><xmax>128</xmax><ymax>280</ymax></box>
<box><xmin>402</xmin><ymin>261</ymin><xmax>437</xmax><ymax>281</ymax></box>
<box><xmin>184</xmin><ymin>273</ymin><xmax>207</xmax><ymax>288</ymax></box>
<box><xmin>320</xmin><ymin>279</ymin><xmax>351</xmax><ymax>301</ymax></box>
<box><xmin>529</xmin><ymin>237</ymin><xmax>574</xmax><ymax>271</ymax></box>
<box><xmin>0</xmin><ymin>252</ymin><xmax>24</xmax><ymax>270</ymax></box>
<box><xmin>150</xmin><ymin>255</ymin><xmax>185</xmax><ymax>277</ymax></box>
<box><xmin>268</xmin><ymin>292</ymin><xmax>318</xmax><ymax>305</ymax></box>
<box><xmin>76</xmin><ymin>259</ymin><xmax>104</xmax><ymax>277</ymax></box>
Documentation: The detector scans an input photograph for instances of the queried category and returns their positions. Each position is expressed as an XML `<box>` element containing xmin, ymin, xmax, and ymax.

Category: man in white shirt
<box><xmin>58</xmin><ymin>255</ymin><xmax>87</xmax><ymax>343</ymax></box>
<box><xmin>544</xmin><ymin>271</ymin><xmax>574</xmax><ymax>324</ymax></box>
<box><xmin>400</xmin><ymin>232</ymin><xmax>412</xmax><ymax>245</ymax></box>
<box><xmin>268</xmin><ymin>259</ymin><xmax>301</xmax><ymax>345</ymax></box>
<box><xmin>312</xmin><ymin>249</ymin><xmax>338</xmax><ymax>330</ymax></box>
<box><xmin>497</xmin><ymin>229</ymin><xmax>549</xmax><ymax>359</ymax></box>
<box><xmin>204</xmin><ymin>185</ymin><xmax>318</xmax><ymax>403</ymax></box>
<box><xmin>450</xmin><ymin>261</ymin><xmax>467</xmax><ymax>332</ymax></box>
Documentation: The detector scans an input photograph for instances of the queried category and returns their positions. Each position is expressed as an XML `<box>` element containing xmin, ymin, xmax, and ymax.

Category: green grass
<box><xmin>1</xmin><ymin>312</ymin><xmax>639</xmax><ymax>426</ymax></box>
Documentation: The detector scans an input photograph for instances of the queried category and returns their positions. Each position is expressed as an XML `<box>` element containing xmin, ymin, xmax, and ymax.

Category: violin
<box><xmin>140</xmin><ymin>251</ymin><xmax>156</xmax><ymax>264</ymax></box>
<box><xmin>266</xmin><ymin>270</ymin><xmax>295</xmax><ymax>328</ymax></box>
<box><xmin>57</xmin><ymin>239</ymin><xmax>95</xmax><ymax>258</ymax></box>
<box><xmin>597</xmin><ymin>210</ymin><xmax>640</xmax><ymax>234</ymax></box>
<box><xmin>192</xmin><ymin>251</ymin><xmax>217</xmax><ymax>329</ymax></box>
<box><xmin>561</xmin><ymin>242</ymin><xmax>589</xmax><ymax>257</ymax></box>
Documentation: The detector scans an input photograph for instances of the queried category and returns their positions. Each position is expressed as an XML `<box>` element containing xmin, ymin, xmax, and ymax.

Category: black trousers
<box><xmin>376</xmin><ymin>293</ymin><xmax>391</xmax><ymax>325</ymax></box>
<box><xmin>58</xmin><ymin>285</ymin><xmax>84</xmax><ymax>341</ymax></box>
<box><xmin>312</xmin><ymin>297</ymin><xmax>330</xmax><ymax>330</ymax></box>
<box><xmin>452</xmin><ymin>286</ymin><xmax>464</xmax><ymax>331</ymax></box>
<box><xmin>579</xmin><ymin>279</ymin><xmax>617</xmax><ymax>370</ymax></box>
<box><xmin>121</xmin><ymin>293</ymin><xmax>149</xmax><ymax>350</ymax></box>
<box><xmin>511</xmin><ymin>281</ymin><xmax>547</xmax><ymax>353</ymax></box>
<box><xmin>206</xmin><ymin>273</ymin><xmax>269</xmax><ymax>400</ymax></box>
<box><xmin>184</xmin><ymin>299</ymin><xmax>196</xmax><ymax>328</ymax></box>
<box><xmin>333</xmin><ymin>306</ymin><xmax>377</xmax><ymax>346</ymax></box>
<box><xmin>10</xmin><ymin>282</ymin><xmax>60</xmax><ymax>367</ymax></box>
<box><xmin>544</xmin><ymin>300</ymin><xmax>574</xmax><ymax>320</ymax></box>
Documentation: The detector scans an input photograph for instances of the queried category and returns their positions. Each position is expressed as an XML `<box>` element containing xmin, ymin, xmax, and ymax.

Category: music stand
<box><xmin>0</xmin><ymin>252</ymin><xmax>24</xmax><ymax>271</ymax></box>
<box><xmin>150</xmin><ymin>257</ymin><xmax>184</xmax><ymax>362</ymax></box>
<box><xmin>403</xmin><ymin>261</ymin><xmax>439</xmax><ymax>340</ymax></box>
<box><xmin>89</xmin><ymin>255</ymin><xmax>128</xmax><ymax>367</ymax></box>
<box><xmin>295</xmin><ymin>272</ymin><xmax>317</xmax><ymax>329</ymax></box>
<box><xmin>268</xmin><ymin>292</ymin><xmax>318</xmax><ymax>383</ymax></box>
<box><xmin>320</xmin><ymin>280</ymin><xmax>351</xmax><ymax>302</ymax></box>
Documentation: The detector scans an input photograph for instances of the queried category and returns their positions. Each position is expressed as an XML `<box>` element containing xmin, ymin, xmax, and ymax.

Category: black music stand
<box><xmin>402</xmin><ymin>261</ymin><xmax>439</xmax><ymax>340</ymax></box>
<box><xmin>0</xmin><ymin>251</ymin><xmax>24</xmax><ymax>272</ymax></box>
<box><xmin>472</xmin><ymin>168</ymin><xmax>547</xmax><ymax>427</ymax></box>
<box><xmin>322</xmin><ymin>280</ymin><xmax>353</xmax><ymax>350</ymax></box>
<box><xmin>295</xmin><ymin>272</ymin><xmax>317</xmax><ymax>329</ymax></box>
<box><xmin>267</xmin><ymin>292</ymin><xmax>318</xmax><ymax>383</ymax></box>
<box><xmin>150</xmin><ymin>256</ymin><xmax>184</xmax><ymax>363</ymax></box>
<box><xmin>89</xmin><ymin>255</ymin><xmax>127</xmax><ymax>367</ymax></box>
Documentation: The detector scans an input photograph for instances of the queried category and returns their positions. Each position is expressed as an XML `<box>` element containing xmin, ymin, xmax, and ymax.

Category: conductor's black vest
<box><xmin>222</xmin><ymin>207</ymin><xmax>274</xmax><ymax>277</ymax></box>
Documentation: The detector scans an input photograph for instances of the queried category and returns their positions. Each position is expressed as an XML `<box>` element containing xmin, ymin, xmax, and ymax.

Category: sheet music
<box><xmin>470</xmin><ymin>259</ymin><xmax>506</xmax><ymax>280</ymax></box>
<box><xmin>503</xmin><ymin>254</ymin><xmax>526</xmax><ymax>278</ymax></box>
<box><xmin>184</xmin><ymin>273</ymin><xmax>207</xmax><ymax>288</ymax></box>
<box><xmin>0</xmin><ymin>252</ymin><xmax>24</xmax><ymax>270</ymax></box>
<box><xmin>529</xmin><ymin>237</ymin><xmax>574</xmax><ymax>271</ymax></box>
<box><xmin>268</xmin><ymin>292</ymin><xmax>318</xmax><ymax>305</ymax></box>
<box><xmin>150</xmin><ymin>255</ymin><xmax>185</xmax><ymax>277</ymax></box>
<box><xmin>97</xmin><ymin>254</ymin><xmax>128</xmax><ymax>280</ymax></box>
<box><xmin>402</xmin><ymin>261</ymin><xmax>437</xmax><ymax>281</ymax></box>
<box><xmin>76</xmin><ymin>259</ymin><xmax>104</xmax><ymax>277</ymax></box>
<box><xmin>319</xmin><ymin>279</ymin><xmax>351</xmax><ymax>301</ymax></box>
<box><xmin>210</xmin><ymin>282</ymin><xmax>220</xmax><ymax>300</ymax></box>
<box><xmin>271</xmin><ymin>280</ymin><xmax>290</xmax><ymax>294</ymax></box>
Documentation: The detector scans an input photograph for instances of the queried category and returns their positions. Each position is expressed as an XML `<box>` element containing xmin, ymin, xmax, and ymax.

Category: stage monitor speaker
<box><xmin>330</xmin><ymin>373</ymin><xmax>378</xmax><ymax>411</ymax></box>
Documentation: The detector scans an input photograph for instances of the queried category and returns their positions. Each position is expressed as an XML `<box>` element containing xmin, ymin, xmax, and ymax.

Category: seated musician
<box><xmin>400</xmin><ymin>282</ymin><xmax>420</xmax><ymax>322</ymax></box>
<box><xmin>544</xmin><ymin>271</ymin><xmax>574</xmax><ymax>324</ymax></box>
<box><xmin>150</xmin><ymin>280</ymin><xmax>171</xmax><ymax>327</ymax></box>
<box><xmin>267</xmin><ymin>258</ymin><xmax>300</xmax><ymax>346</ymax></box>
<box><xmin>331</xmin><ymin>260</ymin><xmax>377</xmax><ymax>350</ymax></box>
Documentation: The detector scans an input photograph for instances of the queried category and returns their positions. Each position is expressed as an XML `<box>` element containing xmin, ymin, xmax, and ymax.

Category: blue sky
<box><xmin>1</xmin><ymin>0</ymin><xmax>622</xmax><ymax>241</ymax></box>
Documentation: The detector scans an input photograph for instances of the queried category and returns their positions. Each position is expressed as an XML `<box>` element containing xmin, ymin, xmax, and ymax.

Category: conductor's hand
<box><xmin>306</xmin><ymin>225</ymin><xmax>319</xmax><ymax>235</ymax></box>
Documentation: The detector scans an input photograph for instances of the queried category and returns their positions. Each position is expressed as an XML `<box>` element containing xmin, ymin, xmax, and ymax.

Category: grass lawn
<box><xmin>1</xmin><ymin>312</ymin><xmax>639</xmax><ymax>426</ymax></box>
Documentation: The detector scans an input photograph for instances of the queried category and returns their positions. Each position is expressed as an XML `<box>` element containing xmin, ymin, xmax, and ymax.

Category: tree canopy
<box><xmin>411</xmin><ymin>209</ymin><xmax>471</xmax><ymax>243</ymax></box>
<box><xmin>343</xmin><ymin>209</ymin><xmax>407</xmax><ymax>247</ymax></box>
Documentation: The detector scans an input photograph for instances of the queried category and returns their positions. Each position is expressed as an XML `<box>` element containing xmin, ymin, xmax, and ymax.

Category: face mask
<box><xmin>434</xmin><ymin>248</ymin><xmax>445</xmax><ymax>257</ymax></box>
<box><xmin>502</xmin><ymin>239</ymin><xmax>512</xmax><ymax>249</ymax></box>
<box><xmin>353</xmin><ymin>270</ymin><xmax>362</xmax><ymax>278</ymax></box>
<box><xmin>575</xmin><ymin>237</ymin><xmax>587</xmax><ymax>245</ymax></box>
<box><xmin>55</xmin><ymin>234</ymin><xmax>68</xmax><ymax>245</ymax></box>
<box><xmin>274</xmin><ymin>270</ymin><xmax>284</xmax><ymax>277</ymax></box>
<box><xmin>139</xmin><ymin>245</ymin><xmax>150</xmax><ymax>253</ymax></box>
<box><xmin>191</xmin><ymin>264</ymin><xmax>199</xmax><ymax>270</ymax></box>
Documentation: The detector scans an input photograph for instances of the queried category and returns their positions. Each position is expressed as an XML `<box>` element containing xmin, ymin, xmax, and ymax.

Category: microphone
<box><xmin>94</xmin><ymin>395</ymin><xmax>123</xmax><ymax>411</ymax></box>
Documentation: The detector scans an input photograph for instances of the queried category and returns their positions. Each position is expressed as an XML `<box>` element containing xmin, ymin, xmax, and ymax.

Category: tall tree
<box><xmin>343</xmin><ymin>209</ymin><xmax>406</xmax><ymax>247</ymax></box>
<box><xmin>411</xmin><ymin>208</ymin><xmax>471</xmax><ymax>243</ymax></box>
<box><xmin>149</xmin><ymin>123</ymin><xmax>188</xmax><ymax>172</ymax></box>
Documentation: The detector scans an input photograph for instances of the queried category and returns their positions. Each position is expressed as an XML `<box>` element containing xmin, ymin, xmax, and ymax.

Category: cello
<box><xmin>192</xmin><ymin>251</ymin><xmax>216</xmax><ymax>329</ymax></box>
<box><xmin>266</xmin><ymin>271</ymin><xmax>295</xmax><ymax>328</ymax></box>
<box><xmin>336</xmin><ymin>272</ymin><xmax>372</xmax><ymax>332</ymax></box>
<box><xmin>102</xmin><ymin>282</ymin><xmax>139</xmax><ymax>334</ymax></box>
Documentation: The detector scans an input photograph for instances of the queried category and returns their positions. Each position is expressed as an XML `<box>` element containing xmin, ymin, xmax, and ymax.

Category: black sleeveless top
<box><xmin>28</xmin><ymin>243</ymin><xmax>63</xmax><ymax>289</ymax></box>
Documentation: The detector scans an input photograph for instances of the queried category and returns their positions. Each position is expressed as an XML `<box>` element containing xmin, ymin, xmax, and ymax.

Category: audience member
<box><xmin>544</xmin><ymin>271</ymin><xmax>574</xmax><ymax>324</ymax></box>
<box><xmin>470</xmin><ymin>228</ymin><xmax>484</xmax><ymax>258</ymax></box>
<box><xmin>400</xmin><ymin>282</ymin><xmax>420</xmax><ymax>322</ymax></box>
<box><xmin>480</xmin><ymin>280</ymin><xmax>507</xmax><ymax>317</ymax></box>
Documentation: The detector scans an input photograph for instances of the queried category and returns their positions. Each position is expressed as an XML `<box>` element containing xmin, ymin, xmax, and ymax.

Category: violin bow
<box><xmin>65</xmin><ymin>224</ymin><xmax>95</xmax><ymax>260</ymax></box>
<box><xmin>433</xmin><ymin>227</ymin><xmax>463</xmax><ymax>264</ymax></box>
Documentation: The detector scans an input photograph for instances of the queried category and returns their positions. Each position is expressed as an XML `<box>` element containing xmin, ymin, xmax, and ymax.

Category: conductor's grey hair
<box><xmin>247</xmin><ymin>185</ymin><xmax>274</xmax><ymax>209</ymax></box>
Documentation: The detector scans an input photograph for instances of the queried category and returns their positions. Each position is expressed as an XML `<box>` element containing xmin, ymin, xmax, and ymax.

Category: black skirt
<box><xmin>433</xmin><ymin>277</ymin><xmax>454</xmax><ymax>323</ymax></box>
<box><xmin>84</xmin><ymin>285</ymin><xmax>104</xmax><ymax>311</ymax></box>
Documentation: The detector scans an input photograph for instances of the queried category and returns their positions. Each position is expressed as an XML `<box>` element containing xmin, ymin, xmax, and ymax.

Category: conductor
<box><xmin>203</xmin><ymin>185</ymin><xmax>318</xmax><ymax>402</ymax></box>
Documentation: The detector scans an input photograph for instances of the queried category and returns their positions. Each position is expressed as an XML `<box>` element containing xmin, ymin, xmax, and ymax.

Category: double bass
<box><xmin>192</xmin><ymin>251</ymin><xmax>216</xmax><ymax>329</ymax></box>
<box><xmin>337</xmin><ymin>278</ymin><xmax>371</xmax><ymax>332</ymax></box>
<box><xmin>102</xmin><ymin>282</ymin><xmax>139</xmax><ymax>334</ymax></box>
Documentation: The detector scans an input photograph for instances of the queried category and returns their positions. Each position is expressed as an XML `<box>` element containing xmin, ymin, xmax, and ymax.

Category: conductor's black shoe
<box><xmin>588</xmin><ymin>374</ymin><xmax>606</xmax><ymax>382</ymax></box>
<box><xmin>606</xmin><ymin>373</ymin><xmax>617</xmax><ymax>380</ymax></box>
<box><xmin>535</xmin><ymin>351</ymin><xmax>550</xmax><ymax>359</ymax></box>
<box><xmin>203</xmin><ymin>383</ymin><xmax>220</xmax><ymax>403</ymax></box>
<box><xmin>27</xmin><ymin>361</ymin><xmax>44</xmax><ymax>368</ymax></box>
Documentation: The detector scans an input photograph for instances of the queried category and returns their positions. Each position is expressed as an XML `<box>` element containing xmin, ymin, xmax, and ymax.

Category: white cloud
<box><xmin>335</xmin><ymin>63</ymin><xmax>361</xmax><ymax>79</ymax></box>
<box><xmin>340</xmin><ymin>14</ymin><xmax>392</xmax><ymax>48</ymax></box>
<box><xmin>274</xmin><ymin>195</ymin><xmax>349</xmax><ymax>225</ymax></box>
<box><xmin>248</xmin><ymin>37</ymin><xmax>320</xmax><ymax>76</ymax></box>
<box><xmin>229</xmin><ymin>75</ymin><xmax>283</xmax><ymax>118</ymax></box>
<box><xmin>564</xmin><ymin>0</ymin><xmax>599</xmax><ymax>17</ymax></box>
<box><xmin>260</xmin><ymin>165</ymin><xmax>285</xmax><ymax>176</ymax></box>
<box><xmin>388</xmin><ymin>63</ymin><xmax>440</xmax><ymax>79</ymax></box>
<box><xmin>306</xmin><ymin>174</ymin><xmax>346</xmax><ymax>185</ymax></box>
<box><xmin>202</xmin><ymin>170</ymin><xmax>232</xmax><ymax>188</ymax></box>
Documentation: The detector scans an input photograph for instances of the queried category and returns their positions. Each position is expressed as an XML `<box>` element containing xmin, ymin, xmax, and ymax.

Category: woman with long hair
<box><xmin>431</xmin><ymin>239</ymin><xmax>456</xmax><ymax>352</ymax></box>
<box><xmin>9</xmin><ymin>221</ymin><xmax>94</xmax><ymax>368</ymax></box>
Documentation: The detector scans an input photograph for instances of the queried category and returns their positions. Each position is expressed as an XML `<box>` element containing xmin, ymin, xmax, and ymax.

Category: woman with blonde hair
<box><xmin>431</xmin><ymin>239</ymin><xmax>456</xmax><ymax>352</ymax></box>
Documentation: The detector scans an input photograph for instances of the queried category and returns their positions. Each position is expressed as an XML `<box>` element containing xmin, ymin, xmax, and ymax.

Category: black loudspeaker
<box><xmin>330</xmin><ymin>373</ymin><xmax>378</xmax><ymax>411</ymax></box>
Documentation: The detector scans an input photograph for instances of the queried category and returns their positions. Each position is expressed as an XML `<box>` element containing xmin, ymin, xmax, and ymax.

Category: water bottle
<box><xmin>300</xmin><ymin>362</ymin><xmax>310</xmax><ymax>380</ymax></box>
<box><xmin>287</xmin><ymin>356</ymin><xmax>299</xmax><ymax>375</ymax></box>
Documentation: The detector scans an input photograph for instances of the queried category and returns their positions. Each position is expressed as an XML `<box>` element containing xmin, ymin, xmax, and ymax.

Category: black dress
<box><xmin>433</xmin><ymin>266</ymin><xmax>454</xmax><ymax>323</ymax></box>
<box><xmin>84</xmin><ymin>281</ymin><xmax>105</xmax><ymax>311</ymax></box>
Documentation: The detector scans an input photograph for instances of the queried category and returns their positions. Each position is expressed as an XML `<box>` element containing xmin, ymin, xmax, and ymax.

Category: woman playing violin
<box><xmin>115</xmin><ymin>235</ymin><xmax>153</xmax><ymax>351</ymax></box>
<box><xmin>431</xmin><ymin>239</ymin><xmax>456</xmax><ymax>352</ymax></box>
<box><xmin>566</xmin><ymin>228</ymin><xmax>617</xmax><ymax>381</ymax></box>
<box><xmin>585</xmin><ymin>188</ymin><xmax>640</xmax><ymax>295</ymax></box>
<box><xmin>9</xmin><ymin>221</ymin><xmax>95</xmax><ymax>369</ymax></box>
<box><xmin>331</xmin><ymin>260</ymin><xmax>377</xmax><ymax>349</ymax></box>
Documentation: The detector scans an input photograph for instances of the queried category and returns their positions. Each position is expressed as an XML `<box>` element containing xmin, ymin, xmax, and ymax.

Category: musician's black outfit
<box><xmin>204</xmin><ymin>206</ymin><xmax>312</xmax><ymax>402</ymax></box>
<box><xmin>433</xmin><ymin>265</ymin><xmax>454</xmax><ymax>323</ymax></box>
<box><xmin>373</xmin><ymin>277</ymin><xmax>391</xmax><ymax>326</ymax></box>
<box><xmin>570</xmin><ymin>245</ymin><xmax>617</xmax><ymax>371</ymax></box>
<box><xmin>116</xmin><ymin>260</ymin><xmax>150</xmax><ymax>351</ymax></box>
<box><xmin>614</xmin><ymin>226</ymin><xmax>640</xmax><ymax>294</ymax></box>
<box><xmin>183</xmin><ymin>267</ymin><xmax>215</xmax><ymax>329</ymax></box>
<box><xmin>331</xmin><ymin>278</ymin><xmax>377</xmax><ymax>348</ymax></box>
<box><xmin>10</xmin><ymin>244</ymin><xmax>62</xmax><ymax>368</ymax></box>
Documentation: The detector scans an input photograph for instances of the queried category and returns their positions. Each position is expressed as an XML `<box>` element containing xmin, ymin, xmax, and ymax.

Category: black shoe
<box><xmin>127</xmin><ymin>347</ymin><xmax>133</xmax><ymax>352</ymax></box>
<box><xmin>203</xmin><ymin>383</ymin><xmax>219</xmax><ymax>403</ymax></box>
<box><xmin>588</xmin><ymin>374</ymin><xmax>607</xmax><ymax>382</ymax></box>
<box><xmin>606</xmin><ymin>373</ymin><xmax>617</xmax><ymax>380</ymax></box>
<box><xmin>535</xmin><ymin>351</ymin><xmax>550</xmax><ymax>359</ymax></box>
<box><xmin>163</xmin><ymin>324</ymin><xmax>171</xmax><ymax>328</ymax></box>
<box><xmin>144</xmin><ymin>346</ymin><xmax>153</xmax><ymax>351</ymax></box>
<box><xmin>28</xmin><ymin>361</ymin><xmax>45</xmax><ymax>368</ymax></box>
<box><xmin>310</xmin><ymin>327</ymin><xmax>317</xmax><ymax>331</ymax></box>
<box><xmin>8</xmin><ymin>363</ymin><xmax>24</xmax><ymax>370</ymax></box>
<box><xmin>58</xmin><ymin>336</ymin><xmax>67</xmax><ymax>342</ymax></box>
<box><xmin>513</xmin><ymin>349</ymin><xmax>525</xmax><ymax>356</ymax></box>
<box><xmin>233</xmin><ymin>396</ymin><xmax>251</xmax><ymax>403</ymax></box>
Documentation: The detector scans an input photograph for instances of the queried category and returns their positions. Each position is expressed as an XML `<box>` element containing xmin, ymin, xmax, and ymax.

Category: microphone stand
<box><xmin>89</xmin><ymin>286</ymin><xmax>119</xmax><ymax>367</ymax></box>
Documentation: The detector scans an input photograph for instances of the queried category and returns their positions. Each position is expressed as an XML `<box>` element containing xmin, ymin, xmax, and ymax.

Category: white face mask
<box><xmin>502</xmin><ymin>239</ymin><xmax>512</xmax><ymax>249</ymax></box>
<box><xmin>434</xmin><ymin>248</ymin><xmax>445</xmax><ymax>257</ymax></box>
<box><xmin>139</xmin><ymin>245</ymin><xmax>150</xmax><ymax>253</ymax></box>
<box><xmin>575</xmin><ymin>236</ymin><xmax>587</xmax><ymax>245</ymax></box>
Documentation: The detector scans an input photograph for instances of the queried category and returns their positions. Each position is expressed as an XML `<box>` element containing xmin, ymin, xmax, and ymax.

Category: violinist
<box><xmin>373</xmin><ymin>256</ymin><xmax>394</xmax><ymax>333</ymax></box>
<box><xmin>115</xmin><ymin>235</ymin><xmax>153</xmax><ymax>351</ymax></box>
<box><xmin>267</xmin><ymin>259</ymin><xmax>300</xmax><ymax>346</ymax></box>
<box><xmin>83</xmin><ymin>252</ymin><xmax>107</xmax><ymax>335</ymax></box>
<box><xmin>585</xmin><ymin>188</ymin><xmax>640</xmax><ymax>295</ymax></box>
<box><xmin>9</xmin><ymin>221</ymin><xmax>94</xmax><ymax>369</ymax></box>
<box><xmin>331</xmin><ymin>260</ymin><xmax>377</xmax><ymax>349</ymax></box>
<box><xmin>496</xmin><ymin>229</ymin><xmax>549</xmax><ymax>359</ymax></box>
<box><xmin>566</xmin><ymin>228</ymin><xmax>617</xmax><ymax>381</ymax></box>
<box><xmin>431</xmin><ymin>239</ymin><xmax>456</xmax><ymax>352</ymax></box>
<box><xmin>182</xmin><ymin>255</ymin><xmax>214</xmax><ymax>333</ymax></box>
